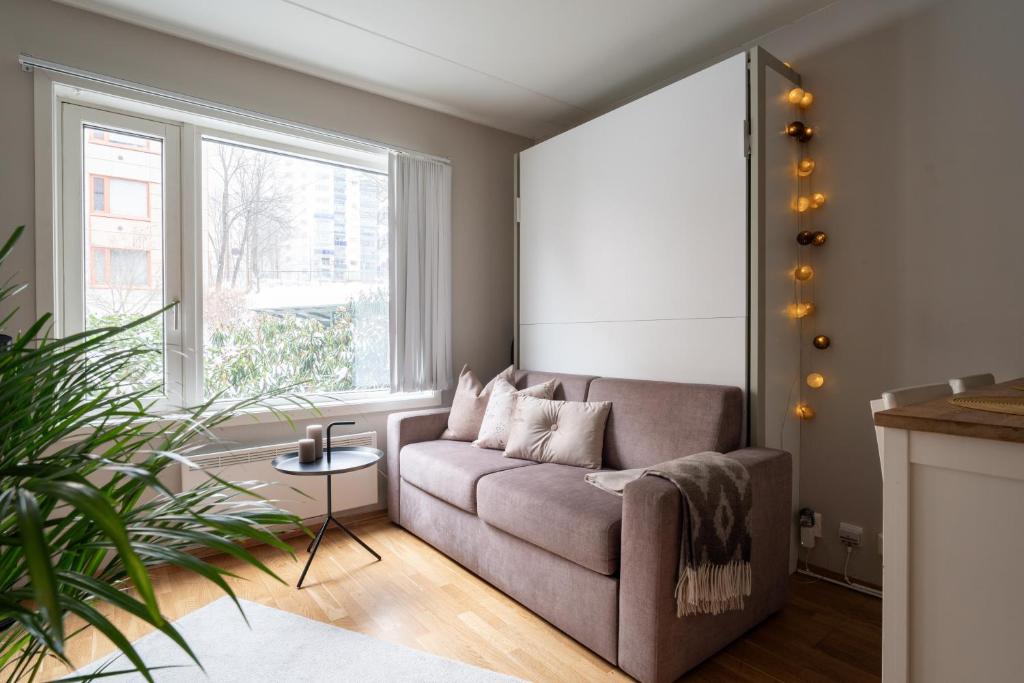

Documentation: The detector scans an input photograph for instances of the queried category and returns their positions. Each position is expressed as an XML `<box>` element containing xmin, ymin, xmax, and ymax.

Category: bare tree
<box><xmin>205</xmin><ymin>142</ymin><xmax>294</xmax><ymax>293</ymax></box>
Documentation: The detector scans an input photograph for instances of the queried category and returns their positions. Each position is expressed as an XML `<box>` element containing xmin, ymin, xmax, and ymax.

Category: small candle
<box><xmin>298</xmin><ymin>438</ymin><xmax>316</xmax><ymax>464</ymax></box>
<box><xmin>306</xmin><ymin>424</ymin><xmax>323</xmax><ymax>460</ymax></box>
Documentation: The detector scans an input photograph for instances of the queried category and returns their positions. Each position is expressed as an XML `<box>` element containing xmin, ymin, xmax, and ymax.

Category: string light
<box><xmin>790</xmin><ymin>302</ymin><xmax>815</xmax><ymax>319</ymax></box>
<box><xmin>786</xmin><ymin>121</ymin><xmax>807</xmax><ymax>138</ymax></box>
<box><xmin>789</xmin><ymin>77</ymin><xmax>827</xmax><ymax>423</ymax></box>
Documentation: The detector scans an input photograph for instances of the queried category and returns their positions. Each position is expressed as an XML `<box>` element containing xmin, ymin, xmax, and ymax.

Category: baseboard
<box><xmin>800</xmin><ymin>562</ymin><xmax>881</xmax><ymax>591</ymax></box>
<box><xmin>184</xmin><ymin>507</ymin><xmax>390</xmax><ymax>562</ymax></box>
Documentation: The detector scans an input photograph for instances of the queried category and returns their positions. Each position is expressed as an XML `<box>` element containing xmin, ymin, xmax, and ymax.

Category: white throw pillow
<box><xmin>504</xmin><ymin>395</ymin><xmax>612</xmax><ymax>469</ymax></box>
<box><xmin>441</xmin><ymin>365</ymin><xmax>515</xmax><ymax>441</ymax></box>
<box><xmin>473</xmin><ymin>378</ymin><xmax>558</xmax><ymax>450</ymax></box>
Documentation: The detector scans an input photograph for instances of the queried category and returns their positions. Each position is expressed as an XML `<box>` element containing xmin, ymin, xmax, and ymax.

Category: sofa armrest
<box><xmin>618</xmin><ymin>447</ymin><xmax>792</xmax><ymax>683</ymax></box>
<box><xmin>386</xmin><ymin>408</ymin><xmax>451</xmax><ymax>523</ymax></box>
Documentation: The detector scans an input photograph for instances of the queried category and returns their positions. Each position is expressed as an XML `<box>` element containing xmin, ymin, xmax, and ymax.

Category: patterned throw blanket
<box><xmin>585</xmin><ymin>451</ymin><xmax>752</xmax><ymax>617</ymax></box>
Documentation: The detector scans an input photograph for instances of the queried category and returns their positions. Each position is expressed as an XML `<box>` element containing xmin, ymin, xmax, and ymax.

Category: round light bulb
<box><xmin>796</xmin><ymin>230</ymin><xmax>814</xmax><ymax>246</ymax></box>
<box><xmin>799</xmin><ymin>126</ymin><xmax>814</xmax><ymax>142</ymax></box>
<box><xmin>791</xmin><ymin>302</ymin><xmax>815</xmax><ymax>319</ymax></box>
<box><xmin>794</xmin><ymin>265</ymin><xmax>814</xmax><ymax>281</ymax></box>
<box><xmin>788</xmin><ymin>87</ymin><xmax>806</xmax><ymax>105</ymax></box>
<box><xmin>796</xmin><ymin>403</ymin><xmax>816</xmax><ymax>420</ymax></box>
<box><xmin>786</xmin><ymin>121</ymin><xmax>806</xmax><ymax>138</ymax></box>
<box><xmin>812</xmin><ymin>334</ymin><xmax>831</xmax><ymax>349</ymax></box>
<box><xmin>797</xmin><ymin>159</ymin><xmax>815</xmax><ymax>177</ymax></box>
<box><xmin>806</xmin><ymin>372</ymin><xmax>825</xmax><ymax>389</ymax></box>
<box><xmin>810</xmin><ymin>192</ymin><xmax>826</xmax><ymax>208</ymax></box>
<box><xmin>799</xmin><ymin>91</ymin><xmax>814</xmax><ymax>108</ymax></box>
<box><xmin>796</xmin><ymin>197</ymin><xmax>811</xmax><ymax>213</ymax></box>
<box><xmin>811</xmin><ymin>231</ymin><xmax>828</xmax><ymax>246</ymax></box>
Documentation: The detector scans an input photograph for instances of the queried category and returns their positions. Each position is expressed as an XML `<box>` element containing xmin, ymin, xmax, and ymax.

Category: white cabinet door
<box><xmin>517</xmin><ymin>52</ymin><xmax>747</xmax><ymax>386</ymax></box>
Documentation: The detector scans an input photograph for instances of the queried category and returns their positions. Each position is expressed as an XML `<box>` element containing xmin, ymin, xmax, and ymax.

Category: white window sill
<box><xmin>209</xmin><ymin>390</ymin><xmax>443</xmax><ymax>429</ymax></box>
<box><xmin>59</xmin><ymin>391</ymin><xmax>442</xmax><ymax>444</ymax></box>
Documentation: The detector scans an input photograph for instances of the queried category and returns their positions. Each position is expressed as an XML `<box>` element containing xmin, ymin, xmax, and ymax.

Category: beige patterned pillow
<box><xmin>504</xmin><ymin>395</ymin><xmax>612</xmax><ymax>469</ymax></box>
<box><xmin>473</xmin><ymin>378</ymin><xmax>558</xmax><ymax>451</ymax></box>
<box><xmin>441</xmin><ymin>365</ymin><xmax>515</xmax><ymax>441</ymax></box>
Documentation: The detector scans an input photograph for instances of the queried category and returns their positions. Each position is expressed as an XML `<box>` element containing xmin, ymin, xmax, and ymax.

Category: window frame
<box><xmin>60</xmin><ymin>102</ymin><xmax>183</xmax><ymax>408</ymax></box>
<box><xmin>89</xmin><ymin>246</ymin><xmax>154</xmax><ymax>289</ymax></box>
<box><xmin>36</xmin><ymin>71</ymin><xmax>438</xmax><ymax>415</ymax></box>
<box><xmin>88</xmin><ymin>173</ymin><xmax>153</xmax><ymax>220</ymax></box>
<box><xmin>186</xmin><ymin>128</ymin><xmax>392</xmax><ymax>408</ymax></box>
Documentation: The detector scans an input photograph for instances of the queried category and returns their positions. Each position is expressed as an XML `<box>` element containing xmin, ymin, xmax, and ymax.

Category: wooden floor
<box><xmin>43</xmin><ymin>515</ymin><xmax>881</xmax><ymax>682</ymax></box>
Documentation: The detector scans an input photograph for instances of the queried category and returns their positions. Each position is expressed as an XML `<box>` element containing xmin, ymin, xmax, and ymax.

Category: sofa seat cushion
<box><xmin>400</xmin><ymin>440</ymin><xmax>535</xmax><ymax>513</ymax></box>
<box><xmin>476</xmin><ymin>463</ymin><xmax>623</xmax><ymax>575</ymax></box>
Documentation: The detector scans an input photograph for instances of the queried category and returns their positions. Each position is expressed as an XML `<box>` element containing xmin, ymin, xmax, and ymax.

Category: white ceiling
<box><xmin>56</xmin><ymin>0</ymin><xmax>833</xmax><ymax>139</ymax></box>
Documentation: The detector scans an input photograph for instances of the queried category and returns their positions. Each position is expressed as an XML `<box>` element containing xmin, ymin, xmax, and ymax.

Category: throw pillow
<box><xmin>473</xmin><ymin>378</ymin><xmax>559</xmax><ymax>451</ymax></box>
<box><xmin>441</xmin><ymin>364</ymin><xmax>516</xmax><ymax>441</ymax></box>
<box><xmin>504</xmin><ymin>395</ymin><xmax>612</xmax><ymax>469</ymax></box>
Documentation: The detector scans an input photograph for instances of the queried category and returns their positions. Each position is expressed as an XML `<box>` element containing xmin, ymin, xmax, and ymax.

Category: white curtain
<box><xmin>389</xmin><ymin>152</ymin><xmax>453</xmax><ymax>392</ymax></box>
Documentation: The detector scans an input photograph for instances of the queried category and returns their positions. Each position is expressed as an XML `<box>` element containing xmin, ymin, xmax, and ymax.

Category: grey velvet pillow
<box><xmin>504</xmin><ymin>395</ymin><xmax>611</xmax><ymax>469</ymax></box>
<box><xmin>441</xmin><ymin>364</ymin><xmax>515</xmax><ymax>441</ymax></box>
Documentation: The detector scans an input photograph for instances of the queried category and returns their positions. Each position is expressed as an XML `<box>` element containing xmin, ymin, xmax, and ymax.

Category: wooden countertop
<box><xmin>874</xmin><ymin>377</ymin><xmax>1024</xmax><ymax>443</ymax></box>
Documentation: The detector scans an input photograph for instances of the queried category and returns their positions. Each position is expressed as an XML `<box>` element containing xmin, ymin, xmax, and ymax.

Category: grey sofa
<box><xmin>386</xmin><ymin>370</ymin><xmax>791</xmax><ymax>683</ymax></box>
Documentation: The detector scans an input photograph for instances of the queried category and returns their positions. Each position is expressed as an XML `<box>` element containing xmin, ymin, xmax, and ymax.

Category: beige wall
<box><xmin>753</xmin><ymin>0</ymin><xmax>1024</xmax><ymax>584</ymax></box>
<box><xmin>0</xmin><ymin>0</ymin><xmax>529</xmax><ymax>494</ymax></box>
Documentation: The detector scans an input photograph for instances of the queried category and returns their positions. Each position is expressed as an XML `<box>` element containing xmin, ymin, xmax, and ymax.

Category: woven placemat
<box><xmin>950</xmin><ymin>395</ymin><xmax>1024</xmax><ymax>416</ymax></box>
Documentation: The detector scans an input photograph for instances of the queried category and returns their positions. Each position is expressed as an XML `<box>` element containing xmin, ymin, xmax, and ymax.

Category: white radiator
<box><xmin>180</xmin><ymin>431</ymin><xmax>379</xmax><ymax>520</ymax></box>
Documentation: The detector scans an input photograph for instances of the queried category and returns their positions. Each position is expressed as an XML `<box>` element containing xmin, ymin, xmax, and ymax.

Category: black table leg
<box><xmin>329</xmin><ymin>515</ymin><xmax>382</xmax><ymax>561</ymax></box>
<box><xmin>296</xmin><ymin>516</ymin><xmax>330</xmax><ymax>588</ymax></box>
<box><xmin>296</xmin><ymin>472</ymin><xmax>382</xmax><ymax>588</ymax></box>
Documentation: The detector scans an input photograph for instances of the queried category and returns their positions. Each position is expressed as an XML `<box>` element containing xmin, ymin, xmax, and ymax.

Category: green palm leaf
<box><xmin>0</xmin><ymin>226</ymin><xmax>306</xmax><ymax>681</ymax></box>
<box><xmin>13</xmin><ymin>489</ymin><xmax>64</xmax><ymax>650</ymax></box>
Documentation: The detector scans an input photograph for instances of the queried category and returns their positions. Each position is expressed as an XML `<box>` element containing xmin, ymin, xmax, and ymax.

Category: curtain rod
<box><xmin>18</xmin><ymin>54</ymin><xmax>451</xmax><ymax>165</ymax></box>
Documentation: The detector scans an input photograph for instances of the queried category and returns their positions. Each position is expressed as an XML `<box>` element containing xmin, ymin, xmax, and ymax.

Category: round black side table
<box><xmin>272</xmin><ymin>425</ymin><xmax>382</xmax><ymax>588</ymax></box>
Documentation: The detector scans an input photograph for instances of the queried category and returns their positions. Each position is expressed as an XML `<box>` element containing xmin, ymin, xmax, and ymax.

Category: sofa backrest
<box><xmin>586</xmin><ymin>377</ymin><xmax>743</xmax><ymax>470</ymax></box>
<box><xmin>515</xmin><ymin>370</ymin><xmax>596</xmax><ymax>402</ymax></box>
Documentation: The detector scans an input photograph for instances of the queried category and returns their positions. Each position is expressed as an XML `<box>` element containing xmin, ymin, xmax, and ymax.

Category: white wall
<box><xmin>751</xmin><ymin>0</ymin><xmax>1024</xmax><ymax>584</ymax></box>
<box><xmin>0</xmin><ymin>0</ymin><xmax>529</xmax><ymax>498</ymax></box>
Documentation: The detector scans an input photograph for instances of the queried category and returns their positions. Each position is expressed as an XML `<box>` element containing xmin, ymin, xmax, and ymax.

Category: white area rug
<box><xmin>69</xmin><ymin>597</ymin><xmax>524</xmax><ymax>682</ymax></box>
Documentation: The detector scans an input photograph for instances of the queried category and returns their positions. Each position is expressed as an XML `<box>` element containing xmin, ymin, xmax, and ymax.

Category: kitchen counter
<box><xmin>874</xmin><ymin>377</ymin><xmax>1024</xmax><ymax>443</ymax></box>
<box><xmin>875</xmin><ymin>377</ymin><xmax>1024</xmax><ymax>682</ymax></box>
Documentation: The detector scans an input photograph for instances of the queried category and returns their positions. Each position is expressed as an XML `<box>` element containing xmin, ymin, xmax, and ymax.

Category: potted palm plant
<box><xmin>0</xmin><ymin>226</ymin><xmax>307</xmax><ymax>681</ymax></box>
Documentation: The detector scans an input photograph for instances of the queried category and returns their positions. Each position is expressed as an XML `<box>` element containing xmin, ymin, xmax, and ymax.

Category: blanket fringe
<box><xmin>674</xmin><ymin>560</ymin><xmax>752</xmax><ymax>617</ymax></box>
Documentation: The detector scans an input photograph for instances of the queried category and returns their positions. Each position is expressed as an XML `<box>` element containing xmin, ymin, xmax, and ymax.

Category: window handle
<box><xmin>171</xmin><ymin>298</ymin><xmax>180</xmax><ymax>331</ymax></box>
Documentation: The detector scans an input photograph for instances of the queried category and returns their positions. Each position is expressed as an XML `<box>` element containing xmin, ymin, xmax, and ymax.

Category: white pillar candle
<box><xmin>306</xmin><ymin>424</ymin><xmax>324</xmax><ymax>460</ymax></box>
<box><xmin>298</xmin><ymin>438</ymin><xmax>316</xmax><ymax>464</ymax></box>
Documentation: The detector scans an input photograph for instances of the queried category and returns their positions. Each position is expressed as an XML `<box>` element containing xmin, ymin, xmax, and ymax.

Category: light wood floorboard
<box><xmin>41</xmin><ymin>515</ymin><xmax>881</xmax><ymax>682</ymax></box>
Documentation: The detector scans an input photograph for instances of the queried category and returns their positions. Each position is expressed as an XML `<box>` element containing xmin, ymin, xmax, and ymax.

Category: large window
<box><xmin>59</xmin><ymin>102</ymin><xmax>391</xmax><ymax>409</ymax></box>
<box><xmin>200</xmin><ymin>139</ymin><xmax>389</xmax><ymax>399</ymax></box>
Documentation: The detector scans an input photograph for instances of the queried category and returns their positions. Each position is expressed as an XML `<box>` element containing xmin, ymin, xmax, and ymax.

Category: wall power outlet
<box><xmin>798</xmin><ymin>508</ymin><xmax>823</xmax><ymax>549</ymax></box>
<box><xmin>839</xmin><ymin>522</ymin><xmax>863</xmax><ymax>547</ymax></box>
